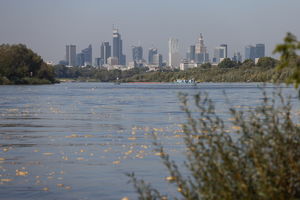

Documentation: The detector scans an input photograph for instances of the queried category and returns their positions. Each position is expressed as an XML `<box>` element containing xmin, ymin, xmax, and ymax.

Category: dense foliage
<box><xmin>53</xmin><ymin>65</ymin><xmax>148</xmax><ymax>82</ymax></box>
<box><xmin>129</xmin><ymin>91</ymin><xmax>300</xmax><ymax>200</ymax></box>
<box><xmin>0</xmin><ymin>44</ymin><xmax>56</xmax><ymax>84</ymax></box>
<box><xmin>274</xmin><ymin>32</ymin><xmax>300</xmax><ymax>87</ymax></box>
<box><xmin>53</xmin><ymin>57</ymin><xmax>286</xmax><ymax>83</ymax></box>
<box><xmin>123</xmin><ymin>58</ymin><xmax>289</xmax><ymax>83</ymax></box>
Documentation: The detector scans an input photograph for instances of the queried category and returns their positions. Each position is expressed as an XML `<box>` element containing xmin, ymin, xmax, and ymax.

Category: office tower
<box><xmin>168</xmin><ymin>38</ymin><xmax>180</xmax><ymax>68</ymax></box>
<box><xmin>255</xmin><ymin>44</ymin><xmax>265</xmax><ymax>58</ymax></box>
<box><xmin>148</xmin><ymin>48</ymin><xmax>157</xmax><ymax>64</ymax></box>
<box><xmin>113</xmin><ymin>28</ymin><xmax>126</xmax><ymax>65</ymax></box>
<box><xmin>81</xmin><ymin>44</ymin><xmax>92</xmax><ymax>66</ymax></box>
<box><xmin>66</xmin><ymin>45</ymin><xmax>76</xmax><ymax>66</ymax></box>
<box><xmin>94</xmin><ymin>57</ymin><xmax>104</xmax><ymax>67</ymax></box>
<box><xmin>76</xmin><ymin>52</ymin><xmax>84</xmax><ymax>66</ymax></box>
<box><xmin>245</xmin><ymin>45</ymin><xmax>256</xmax><ymax>60</ymax></box>
<box><xmin>100</xmin><ymin>42</ymin><xmax>111</xmax><ymax>64</ymax></box>
<box><xmin>213</xmin><ymin>45</ymin><xmax>227</xmax><ymax>63</ymax></box>
<box><xmin>153</xmin><ymin>53</ymin><xmax>163</xmax><ymax>67</ymax></box>
<box><xmin>195</xmin><ymin>34</ymin><xmax>209</xmax><ymax>64</ymax></box>
<box><xmin>232</xmin><ymin>52</ymin><xmax>242</xmax><ymax>63</ymax></box>
<box><xmin>220</xmin><ymin>44</ymin><xmax>228</xmax><ymax>58</ymax></box>
<box><xmin>189</xmin><ymin>45</ymin><xmax>196</xmax><ymax>62</ymax></box>
<box><xmin>132</xmin><ymin>46</ymin><xmax>143</xmax><ymax>62</ymax></box>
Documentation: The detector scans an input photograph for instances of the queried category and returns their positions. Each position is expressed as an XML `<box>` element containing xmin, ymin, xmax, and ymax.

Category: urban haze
<box><xmin>0</xmin><ymin>0</ymin><xmax>300</xmax><ymax>64</ymax></box>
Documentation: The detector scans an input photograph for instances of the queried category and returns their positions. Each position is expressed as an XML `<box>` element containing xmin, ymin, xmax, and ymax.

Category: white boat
<box><xmin>175</xmin><ymin>79</ymin><xmax>197</xmax><ymax>85</ymax></box>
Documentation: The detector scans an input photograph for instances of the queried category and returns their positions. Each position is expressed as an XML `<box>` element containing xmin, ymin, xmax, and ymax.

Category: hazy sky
<box><xmin>0</xmin><ymin>0</ymin><xmax>299</xmax><ymax>63</ymax></box>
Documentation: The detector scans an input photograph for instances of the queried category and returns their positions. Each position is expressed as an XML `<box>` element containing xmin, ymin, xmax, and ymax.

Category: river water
<box><xmin>0</xmin><ymin>82</ymin><xmax>298</xmax><ymax>200</ymax></box>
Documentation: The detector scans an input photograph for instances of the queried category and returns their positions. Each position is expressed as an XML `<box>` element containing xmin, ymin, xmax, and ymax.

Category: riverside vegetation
<box><xmin>0</xmin><ymin>44</ymin><xmax>56</xmax><ymax>84</ymax></box>
<box><xmin>127</xmin><ymin>33</ymin><xmax>300</xmax><ymax>200</ymax></box>
<box><xmin>53</xmin><ymin>56</ymin><xmax>292</xmax><ymax>83</ymax></box>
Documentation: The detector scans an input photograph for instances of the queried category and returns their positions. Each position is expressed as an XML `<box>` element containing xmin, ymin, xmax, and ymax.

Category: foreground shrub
<box><xmin>129</xmin><ymin>90</ymin><xmax>300</xmax><ymax>200</ymax></box>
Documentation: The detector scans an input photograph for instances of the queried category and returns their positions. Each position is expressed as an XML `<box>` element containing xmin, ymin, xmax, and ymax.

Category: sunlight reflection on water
<box><xmin>0</xmin><ymin>82</ymin><xmax>298</xmax><ymax>200</ymax></box>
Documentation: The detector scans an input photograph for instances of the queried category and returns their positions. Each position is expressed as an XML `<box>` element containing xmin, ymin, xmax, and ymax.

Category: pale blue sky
<box><xmin>0</xmin><ymin>0</ymin><xmax>299</xmax><ymax>63</ymax></box>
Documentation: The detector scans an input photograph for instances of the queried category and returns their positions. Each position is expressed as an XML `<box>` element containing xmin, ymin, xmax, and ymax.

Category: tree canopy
<box><xmin>218</xmin><ymin>58</ymin><xmax>237</xmax><ymax>68</ymax></box>
<box><xmin>274</xmin><ymin>32</ymin><xmax>300</xmax><ymax>87</ymax></box>
<box><xmin>0</xmin><ymin>44</ymin><xmax>56</xmax><ymax>84</ymax></box>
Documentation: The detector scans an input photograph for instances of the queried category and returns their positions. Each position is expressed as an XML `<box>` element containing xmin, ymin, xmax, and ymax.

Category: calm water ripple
<box><xmin>0</xmin><ymin>82</ymin><xmax>298</xmax><ymax>200</ymax></box>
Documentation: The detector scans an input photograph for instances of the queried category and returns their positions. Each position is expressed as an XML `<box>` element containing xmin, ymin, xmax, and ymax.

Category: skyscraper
<box><xmin>132</xmin><ymin>46</ymin><xmax>143</xmax><ymax>62</ymax></box>
<box><xmin>220</xmin><ymin>44</ymin><xmax>228</xmax><ymax>58</ymax></box>
<box><xmin>153</xmin><ymin>53</ymin><xmax>163</xmax><ymax>67</ymax></box>
<box><xmin>195</xmin><ymin>34</ymin><xmax>209</xmax><ymax>64</ymax></box>
<box><xmin>82</xmin><ymin>44</ymin><xmax>92</xmax><ymax>66</ymax></box>
<box><xmin>101</xmin><ymin>42</ymin><xmax>111</xmax><ymax>64</ymax></box>
<box><xmin>245</xmin><ymin>45</ymin><xmax>256</xmax><ymax>61</ymax></box>
<box><xmin>189</xmin><ymin>45</ymin><xmax>196</xmax><ymax>62</ymax></box>
<box><xmin>168</xmin><ymin>38</ymin><xmax>180</xmax><ymax>68</ymax></box>
<box><xmin>148</xmin><ymin>48</ymin><xmax>157</xmax><ymax>64</ymax></box>
<box><xmin>113</xmin><ymin>28</ymin><xmax>126</xmax><ymax>65</ymax></box>
<box><xmin>66</xmin><ymin>45</ymin><xmax>76</xmax><ymax>66</ymax></box>
<box><xmin>213</xmin><ymin>45</ymin><xmax>227</xmax><ymax>63</ymax></box>
<box><xmin>76</xmin><ymin>45</ymin><xmax>92</xmax><ymax>66</ymax></box>
<box><xmin>255</xmin><ymin>44</ymin><xmax>265</xmax><ymax>58</ymax></box>
<box><xmin>232</xmin><ymin>52</ymin><xmax>242</xmax><ymax>63</ymax></box>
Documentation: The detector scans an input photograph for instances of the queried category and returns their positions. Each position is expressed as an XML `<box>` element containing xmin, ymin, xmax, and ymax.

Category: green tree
<box><xmin>218</xmin><ymin>58</ymin><xmax>237</xmax><ymax>68</ymax></box>
<box><xmin>256</xmin><ymin>57</ymin><xmax>278</xmax><ymax>68</ymax></box>
<box><xmin>274</xmin><ymin>32</ymin><xmax>300</xmax><ymax>87</ymax></box>
<box><xmin>200</xmin><ymin>63</ymin><xmax>212</xmax><ymax>69</ymax></box>
<box><xmin>242</xmin><ymin>59</ymin><xmax>255</xmax><ymax>68</ymax></box>
<box><xmin>0</xmin><ymin>44</ymin><xmax>55</xmax><ymax>84</ymax></box>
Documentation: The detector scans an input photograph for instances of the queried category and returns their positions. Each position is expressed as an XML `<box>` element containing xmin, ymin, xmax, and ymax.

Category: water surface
<box><xmin>0</xmin><ymin>82</ymin><xmax>297</xmax><ymax>200</ymax></box>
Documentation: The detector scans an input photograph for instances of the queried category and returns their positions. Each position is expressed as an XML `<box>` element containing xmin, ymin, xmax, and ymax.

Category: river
<box><xmin>0</xmin><ymin>82</ymin><xmax>297</xmax><ymax>200</ymax></box>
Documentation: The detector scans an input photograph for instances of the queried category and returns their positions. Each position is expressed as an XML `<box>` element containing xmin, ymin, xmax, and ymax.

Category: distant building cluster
<box><xmin>59</xmin><ymin>27</ymin><xmax>266</xmax><ymax>71</ymax></box>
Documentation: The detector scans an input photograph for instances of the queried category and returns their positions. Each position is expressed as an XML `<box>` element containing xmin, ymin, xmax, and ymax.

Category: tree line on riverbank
<box><xmin>53</xmin><ymin>56</ymin><xmax>292</xmax><ymax>83</ymax></box>
<box><xmin>0</xmin><ymin>44</ymin><xmax>57</xmax><ymax>84</ymax></box>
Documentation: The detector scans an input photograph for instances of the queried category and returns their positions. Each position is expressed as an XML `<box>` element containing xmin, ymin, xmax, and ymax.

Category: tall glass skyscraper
<box><xmin>66</xmin><ymin>45</ymin><xmax>76</xmax><ymax>66</ymax></box>
<box><xmin>168</xmin><ymin>38</ymin><xmax>180</xmax><ymax>68</ymax></box>
<box><xmin>245</xmin><ymin>45</ymin><xmax>256</xmax><ymax>61</ymax></box>
<box><xmin>113</xmin><ymin>28</ymin><xmax>126</xmax><ymax>65</ymax></box>
<box><xmin>255</xmin><ymin>44</ymin><xmax>265</xmax><ymax>58</ymax></box>
<box><xmin>148</xmin><ymin>48</ymin><xmax>157</xmax><ymax>65</ymax></box>
<box><xmin>132</xmin><ymin>46</ymin><xmax>143</xmax><ymax>62</ymax></box>
<box><xmin>101</xmin><ymin>42</ymin><xmax>111</xmax><ymax>64</ymax></box>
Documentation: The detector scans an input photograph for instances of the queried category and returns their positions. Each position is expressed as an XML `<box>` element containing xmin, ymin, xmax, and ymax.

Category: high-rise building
<box><xmin>153</xmin><ymin>53</ymin><xmax>163</xmax><ymax>67</ymax></box>
<box><xmin>245</xmin><ymin>45</ymin><xmax>256</xmax><ymax>61</ymax></box>
<box><xmin>189</xmin><ymin>45</ymin><xmax>196</xmax><ymax>62</ymax></box>
<box><xmin>113</xmin><ymin>28</ymin><xmax>126</xmax><ymax>65</ymax></box>
<box><xmin>81</xmin><ymin>44</ymin><xmax>92</xmax><ymax>66</ymax></box>
<box><xmin>66</xmin><ymin>45</ymin><xmax>76</xmax><ymax>66</ymax></box>
<box><xmin>213</xmin><ymin>45</ymin><xmax>227</xmax><ymax>63</ymax></box>
<box><xmin>232</xmin><ymin>52</ymin><xmax>242</xmax><ymax>63</ymax></box>
<box><xmin>76</xmin><ymin>45</ymin><xmax>92</xmax><ymax>66</ymax></box>
<box><xmin>220</xmin><ymin>44</ymin><xmax>228</xmax><ymax>58</ymax></box>
<box><xmin>148</xmin><ymin>48</ymin><xmax>157</xmax><ymax>64</ymax></box>
<box><xmin>101</xmin><ymin>42</ymin><xmax>111</xmax><ymax>64</ymax></box>
<box><xmin>76</xmin><ymin>52</ymin><xmax>84</xmax><ymax>66</ymax></box>
<box><xmin>195</xmin><ymin>34</ymin><xmax>209</xmax><ymax>64</ymax></box>
<box><xmin>94</xmin><ymin>57</ymin><xmax>104</xmax><ymax>67</ymax></box>
<box><xmin>168</xmin><ymin>38</ymin><xmax>180</xmax><ymax>68</ymax></box>
<box><xmin>132</xmin><ymin>46</ymin><xmax>143</xmax><ymax>62</ymax></box>
<box><xmin>255</xmin><ymin>44</ymin><xmax>265</xmax><ymax>58</ymax></box>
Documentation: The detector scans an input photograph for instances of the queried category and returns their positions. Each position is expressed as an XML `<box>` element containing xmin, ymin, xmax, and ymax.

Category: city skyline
<box><xmin>0</xmin><ymin>0</ymin><xmax>299</xmax><ymax>63</ymax></box>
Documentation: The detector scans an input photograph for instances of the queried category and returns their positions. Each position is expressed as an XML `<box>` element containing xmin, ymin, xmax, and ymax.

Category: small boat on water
<box><xmin>175</xmin><ymin>79</ymin><xmax>197</xmax><ymax>86</ymax></box>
